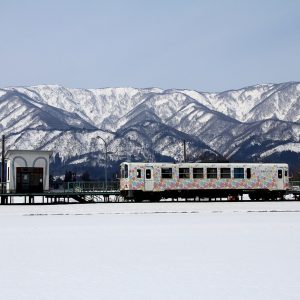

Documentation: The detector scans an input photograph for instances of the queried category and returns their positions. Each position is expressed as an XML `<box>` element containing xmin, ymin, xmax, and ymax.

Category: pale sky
<box><xmin>0</xmin><ymin>0</ymin><xmax>299</xmax><ymax>92</ymax></box>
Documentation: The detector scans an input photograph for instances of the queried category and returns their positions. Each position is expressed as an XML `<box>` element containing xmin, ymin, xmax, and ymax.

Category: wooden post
<box><xmin>1</xmin><ymin>135</ymin><xmax>5</xmax><ymax>204</ymax></box>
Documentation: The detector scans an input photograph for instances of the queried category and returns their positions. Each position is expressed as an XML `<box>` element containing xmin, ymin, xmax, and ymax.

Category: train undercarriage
<box><xmin>121</xmin><ymin>189</ymin><xmax>286</xmax><ymax>202</ymax></box>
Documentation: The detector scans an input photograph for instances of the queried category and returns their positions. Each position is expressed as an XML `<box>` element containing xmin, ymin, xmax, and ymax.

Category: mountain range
<box><xmin>0</xmin><ymin>81</ymin><xmax>299</xmax><ymax>177</ymax></box>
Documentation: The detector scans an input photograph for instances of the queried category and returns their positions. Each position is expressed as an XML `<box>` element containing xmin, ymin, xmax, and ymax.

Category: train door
<box><xmin>145</xmin><ymin>167</ymin><xmax>154</xmax><ymax>191</ymax></box>
<box><xmin>277</xmin><ymin>168</ymin><xmax>284</xmax><ymax>190</ymax></box>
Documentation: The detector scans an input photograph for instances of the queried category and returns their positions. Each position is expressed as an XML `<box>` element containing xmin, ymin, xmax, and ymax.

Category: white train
<box><xmin>120</xmin><ymin>162</ymin><xmax>289</xmax><ymax>201</ymax></box>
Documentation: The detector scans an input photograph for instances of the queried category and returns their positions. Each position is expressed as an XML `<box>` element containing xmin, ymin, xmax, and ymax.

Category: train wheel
<box><xmin>249</xmin><ymin>193</ymin><xmax>259</xmax><ymax>201</ymax></box>
<box><xmin>134</xmin><ymin>197</ymin><xmax>143</xmax><ymax>203</ymax></box>
<box><xmin>228</xmin><ymin>195</ymin><xmax>239</xmax><ymax>201</ymax></box>
<box><xmin>150</xmin><ymin>196</ymin><xmax>161</xmax><ymax>202</ymax></box>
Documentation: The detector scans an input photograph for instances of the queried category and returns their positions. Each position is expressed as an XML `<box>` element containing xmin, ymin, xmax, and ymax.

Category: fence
<box><xmin>0</xmin><ymin>182</ymin><xmax>7</xmax><ymax>193</ymax></box>
<box><xmin>65</xmin><ymin>181</ymin><xmax>120</xmax><ymax>192</ymax></box>
<box><xmin>289</xmin><ymin>181</ymin><xmax>300</xmax><ymax>191</ymax></box>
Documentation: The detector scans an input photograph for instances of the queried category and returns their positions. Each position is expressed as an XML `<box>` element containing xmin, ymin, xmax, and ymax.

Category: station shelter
<box><xmin>5</xmin><ymin>150</ymin><xmax>52</xmax><ymax>193</ymax></box>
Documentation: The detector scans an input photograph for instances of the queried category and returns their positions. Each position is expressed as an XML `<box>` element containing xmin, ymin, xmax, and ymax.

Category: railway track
<box><xmin>0</xmin><ymin>181</ymin><xmax>299</xmax><ymax>205</ymax></box>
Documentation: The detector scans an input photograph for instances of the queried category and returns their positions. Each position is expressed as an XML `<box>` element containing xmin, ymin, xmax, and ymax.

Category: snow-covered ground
<box><xmin>0</xmin><ymin>202</ymin><xmax>300</xmax><ymax>300</ymax></box>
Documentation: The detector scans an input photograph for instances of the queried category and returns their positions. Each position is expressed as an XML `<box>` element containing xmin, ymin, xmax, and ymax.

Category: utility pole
<box><xmin>1</xmin><ymin>135</ymin><xmax>5</xmax><ymax>204</ymax></box>
<box><xmin>96</xmin><ymin>136</ymin><xmax>108</xmax><ymax>191</ymax></box>
<box><xmin>183</xmin><ymin>139</ymin><xmax>187</xmax><ymax>163</ymax></box>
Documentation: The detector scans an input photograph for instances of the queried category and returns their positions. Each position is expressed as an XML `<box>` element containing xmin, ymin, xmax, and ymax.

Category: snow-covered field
<box><xmin>1</xmin><ymin>202</ymin><xmax>300</xmax><ymax>300</ymax></box>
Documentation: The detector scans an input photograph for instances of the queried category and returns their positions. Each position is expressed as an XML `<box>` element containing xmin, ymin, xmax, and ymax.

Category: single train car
<box><xmin>119</xmin><ymin>162</ymin><xmax>289</xmax><ymax>201</ymax></box>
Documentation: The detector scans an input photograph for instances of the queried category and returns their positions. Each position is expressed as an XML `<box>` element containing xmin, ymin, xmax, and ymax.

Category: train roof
<box><xmin>120</xmin><ymin>162</ymin><xmax>288</xmax><ymax>167</ymax></box>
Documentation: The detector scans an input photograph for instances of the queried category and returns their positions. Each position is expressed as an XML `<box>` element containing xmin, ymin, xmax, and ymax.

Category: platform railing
<box><xmin>289</xmin><ymin>181</ymin><xmax>300</xmax><ymax>191</ymax></box>
<box><xmin>65</xmin><ymin>181</ymin><xmax>120</xmax><ymax>192</ymax></box>
<box><xmin>0</xmin><ymin>182</ymin><xmax>7</xmax><ymax>193</ymax></box>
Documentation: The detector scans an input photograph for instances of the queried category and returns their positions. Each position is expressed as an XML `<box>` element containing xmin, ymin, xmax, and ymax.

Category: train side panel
<box><xmin>120</xmin><ymin>162</ymin><xmax>289</xmax><ymax>200</ymax></box>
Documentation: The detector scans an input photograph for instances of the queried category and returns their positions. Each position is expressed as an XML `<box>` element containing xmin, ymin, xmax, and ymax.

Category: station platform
<box><xmin>0</xmin><ymin>181</ymin><xmax>121</xmax><ymax>204</ymax></box>
<box><xmin>1</xmin><ymin>181</ymin><xmax>300</xmax><ymax>205</ymax></box>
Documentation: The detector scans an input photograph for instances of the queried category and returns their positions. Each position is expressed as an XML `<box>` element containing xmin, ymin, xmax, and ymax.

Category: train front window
<box><xmin>124</xmin><ymin>164</ymin><xmax>129</xmax><ymax>178</ymax></box>
<box><xmin>234</xmin><ymin>168</ymin><xmax>244</xmax><ymax>179</ymax></box>
<box><xmin>179</xmin><ymin>168</ymin><xmax>190</xmax><ymax>179</ymax></box>
<box><xmin>220</xmin><ymin>168</ymin><xmax>231</xmax><ymax>179</ymax></box>
<box><xmin>207</xmin><ymin>168</ymin><xmax>217</xmax><ymax>179</ymax></box>
<box><xmin>137</xmin><ymin>169</ymin><xmax>141</xmax><ymax>178</ymax></box>
<box><xmin>161</xmin><ymin>168</ymin><xmax>172</xmax><ymax>179</ymax></box>
<box><xmin>193</xmin><ymin>168</ymin><xmax>203</xmax><ymax>179</ymax></box>
<box><xmin>278</xmin><ymin>170</ymin><xmax>282</xmax><ymax>179</ymax></box>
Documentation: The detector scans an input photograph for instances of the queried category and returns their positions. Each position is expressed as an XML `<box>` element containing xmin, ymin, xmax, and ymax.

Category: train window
<box><xmin>146</xmin><ymin>169</ymin><xmax>152</xmax><ymax>179</ymax></box>
<box><xmin>285</xmin><ymin>170</ymin><xmax>288</xmax><ymax>177</ymax></box>
<box><xmin>220</xmin><ymin>168</ymin><xmax>231</xmax><ymax>179</ymax></box>
<box><xmin>246</xmin><ymin>168</ymin><xmax>251</xmax><ymax>179</ymax></box>
<box><xmin>137</xmin><ymin>169</ymin><xmax>141</xmax><ymax>178</ymax></box>
<box><xmin>278</xmin><ymin>170</ymin><xmax>282</xmax><ymax>179</ymax></box>
<box><xmin>161</xmin><ymin>168</ymin><xmax>172</xmax><ymax>179</ymax></box>
<box><xmin>193</xmin><ymin>168</ymin><xmax>203</xmax><ymax>179</ymax></box>
<box><xmin>207</xmin><ymin>168</ymin><xmax>217</xmax><ymax>179</ymax></box>
<box><xmin>234</xmin><ymin>168</ymin><xmax>244</xmax><ymax>179</ymax></box>
<box><xmin>179</xmin><ymin>168</ymin><xmax>190</xmax><ymax>179</ymax></box>
<box><xmin>124</xmin><ymin>164</ymin><xmax>129</xmax><ymax>178</ymax></box>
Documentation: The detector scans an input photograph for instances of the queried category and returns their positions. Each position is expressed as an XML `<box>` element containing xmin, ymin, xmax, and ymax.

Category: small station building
<box><xmin>5</xmin><ymin>150</ymin><xmax>52</xmax><ymax>193</ymax></box>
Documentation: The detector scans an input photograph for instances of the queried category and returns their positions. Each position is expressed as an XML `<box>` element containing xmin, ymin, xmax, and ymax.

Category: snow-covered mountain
<box><xmin>1</xmin><ymin>82</ymin><xmax>299</xmax><ymax>176</ymax></box>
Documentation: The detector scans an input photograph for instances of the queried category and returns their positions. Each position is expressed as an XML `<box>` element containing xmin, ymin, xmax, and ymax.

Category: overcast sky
<box><xmin>0</xmin><ymin>0</ymin><xmax>299</xmax><ymax>92</ymax></box>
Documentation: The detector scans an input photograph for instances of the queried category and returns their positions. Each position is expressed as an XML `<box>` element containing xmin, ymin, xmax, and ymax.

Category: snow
<box><xmin>0</xmin><ymin>202</ymin><xmax>300</xmax><ymax>300</ymax></box>
<box><xmin>2</xmin><ymin>82</ymin><xmax>300</xmax><ymax>164</ymax></box>
<box><xmin>0</xmin><ymin>89</ymin><xmax>7</xmax><ymax>97</ymax></box>
<box><xmin>261</xmin><ymin>143</ymin><xmax>300</xmax><ymax>157</ymax></box>
<box><xmin>180</xmin><ymin>83</ymin><xmax>300</xmax><ymax>123</ymax></box>
<box><xmin>68</xmin><ymin>157</ymin><xmax>89</xmax><ymax>164</ymax></box>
